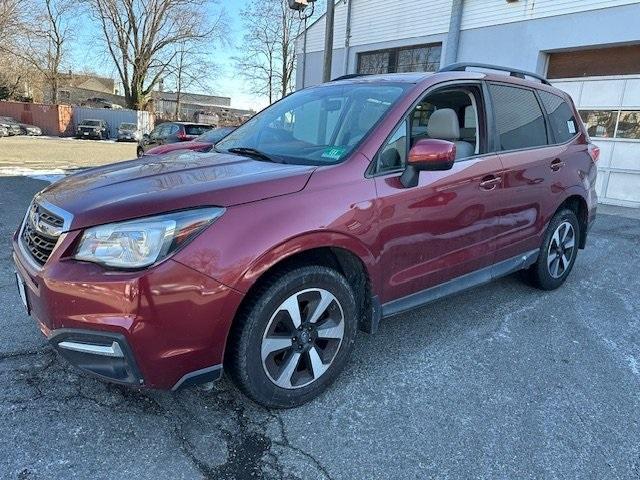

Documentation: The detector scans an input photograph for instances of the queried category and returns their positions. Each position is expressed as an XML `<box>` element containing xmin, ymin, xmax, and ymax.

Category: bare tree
<box><xmin>0</xmin><ymin>0</ymin><xmax>20</xmax><ymax>38</ymax></box>
<box><xmin>83</xmin><ymin>0</ymin><xmax>227</xmax><ymax>110</ymax></box>
<box><xmin>236</xmin><ymin>0</ymin><xmax>304</xmax><ymax>104</ymax></box>
<box><xmin>165</xmin><ymin>42</ymin><xmax>218</xmax><ymax>120</ymax></box>
<box><xmin>0</xmin><ymin>0</ymin><xmax>74</xmax><ymax>103</ymax></box>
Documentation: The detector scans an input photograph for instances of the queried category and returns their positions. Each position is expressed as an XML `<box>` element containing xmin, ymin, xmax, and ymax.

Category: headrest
<box><xmin>464</xmin><ymin>106</ymin><xmax>476</xmax><ymax>128</ymax></box>
<box><xmin>427</xmin><ymin>108</ymin><xmax>460</xmax><ymax>141</ymax></box>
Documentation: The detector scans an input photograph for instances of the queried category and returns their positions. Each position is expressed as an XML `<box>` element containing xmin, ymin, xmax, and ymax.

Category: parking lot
<box><xmin>2</xmin><ymin>168</ymin><xmax>640</xmax><ymax>479</ymax></box>
<box><xmin>0</xmin><ymin>136</ymin><xmax>136</xmax><ymax>176</ymax></box>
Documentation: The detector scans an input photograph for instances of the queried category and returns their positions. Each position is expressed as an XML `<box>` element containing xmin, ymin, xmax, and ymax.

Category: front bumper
<box><xmin>117</xmin><ymin>134</ymin><xmax>138</xmax><ymax>142</ymax></box>
<box><xmin>76</xmin><ymin>131</ymin><xmax>101</xmax><ymax>138</ymax></box>
<box><xmin>13</xmin><ymin>229</ymin><xmax>244</xmax><ymax>390</ymax></box>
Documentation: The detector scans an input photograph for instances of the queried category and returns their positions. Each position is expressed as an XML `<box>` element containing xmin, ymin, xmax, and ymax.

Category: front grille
<box><xmin>20</xmin><ymin>204</ymin><xmax>64</xmax><ymax>266</ymax></box>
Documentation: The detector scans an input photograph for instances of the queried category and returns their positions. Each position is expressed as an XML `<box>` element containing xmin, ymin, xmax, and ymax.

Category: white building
<box><xmin>296</xmin><ymin>0</ymin><xmax>640</xmax><ymax>207</ymax></box>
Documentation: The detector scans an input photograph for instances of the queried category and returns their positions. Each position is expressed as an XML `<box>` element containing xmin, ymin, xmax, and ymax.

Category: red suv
<box><xmin>13</xmin><ymin>64</ymin><xmax>598</xmax><ymax>408</ymax></box>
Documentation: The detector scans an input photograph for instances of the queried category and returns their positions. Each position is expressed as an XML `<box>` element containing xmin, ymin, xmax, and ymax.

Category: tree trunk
<box><xmin>50</xmin><ymin>72</ymin><xmax>58</xmax><ymax>104</ymax></box>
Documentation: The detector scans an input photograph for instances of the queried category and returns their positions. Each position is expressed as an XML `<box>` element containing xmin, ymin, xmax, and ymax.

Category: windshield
<box><xmin>216</xmin><ymin>83</ymin><xmax>408</xmax><ymax>165</ymax></box>
<box><xmin>197</xmin><ymin>127</ymin><xmax>234</xmax><ymax>143</ymax></box>
<box><xmin>83</xmin><ymin>120</ymin><xmax>101</xmax><ymax>127</ymax></box>
<box><xmin>119</xmin><ymin>123</ymin><xmax>136</xmax><ymax>130</ymax></box>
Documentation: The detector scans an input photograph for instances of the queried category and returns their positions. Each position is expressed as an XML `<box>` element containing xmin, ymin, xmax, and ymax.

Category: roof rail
<box><xmin>439</xmin><ymin>63</ymin><xmax>552</xmax><ymax>86</ymax></box>
<box><xmin>331</xmin><ymin>73</ymin><xmax>371</xmax><ymax>82</ymax></box>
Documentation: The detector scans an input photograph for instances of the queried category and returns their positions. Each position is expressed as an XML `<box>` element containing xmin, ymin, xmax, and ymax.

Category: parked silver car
<box><xmin>116</xmin><ymin>122</ymin><xmax>139</xmax><ymax>142</ymax></box>
<box><xmin>0</xmin><ymin>116</ymin><xmax>28</xmax><ymax>136</ymax></box>
<box><xmin>0</xmin><ymin>116</ymin><xmax>42</xmax><ymax>135</ymax></box>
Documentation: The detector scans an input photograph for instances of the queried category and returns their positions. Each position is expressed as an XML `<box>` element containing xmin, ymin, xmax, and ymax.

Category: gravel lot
<box><xmin>0</xmin><ymin>136</ymin><xmax>136</xmax><ymax>174</ymax></box>
<box><xmin>2</xmin><ymin>175</ymin><xmax>640</xmax><ymax>479</ymax></box>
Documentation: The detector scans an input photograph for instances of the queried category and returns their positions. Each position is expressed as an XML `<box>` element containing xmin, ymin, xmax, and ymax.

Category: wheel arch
<box><xmin>555</xmin><ymin>193</ymin><xmax>589</xmax><ymax>249</ymax></box>
<box><xmin>224</xmin><ymin>234</ymin><xmax>380</xmax><ymax>361</ymax></box>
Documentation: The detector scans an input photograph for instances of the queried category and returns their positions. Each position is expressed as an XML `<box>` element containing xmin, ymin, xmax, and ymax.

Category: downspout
<box><xmin>342</xmin><ymin>0</ymin><xmax>353</xmax><ymax>76</ymax></box>
<box><xmin>444</xmin><ymin>0</ymin><xmax>464</xmax><ymax>66</ymax></box>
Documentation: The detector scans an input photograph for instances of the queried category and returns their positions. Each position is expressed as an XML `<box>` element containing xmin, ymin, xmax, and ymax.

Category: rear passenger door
<box><xmin>489</xmin><ymin>83</ymin><xmax>577</xmax><ymax>263</ymax></box>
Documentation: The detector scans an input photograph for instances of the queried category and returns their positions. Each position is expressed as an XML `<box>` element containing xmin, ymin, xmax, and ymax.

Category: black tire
<box><xmin>136</xmin><ymin>147</ymin><xmax>144</xmax><ymax>158</ymax></box>
<box><xmin>523</xmin><ymin>209</ymin><xmax>580</xmax><ymax>290</ymax></box>
<box><xmin>226</xmin><ymin>265</ymin><xmax>358</xmax><ymax>408</ymax></box>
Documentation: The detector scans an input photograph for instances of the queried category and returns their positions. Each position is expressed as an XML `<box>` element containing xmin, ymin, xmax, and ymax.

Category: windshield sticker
<box><xmin>321</xmin><ymin>147</ymin><xmax>347</xmax><ymax>160</ymax></box>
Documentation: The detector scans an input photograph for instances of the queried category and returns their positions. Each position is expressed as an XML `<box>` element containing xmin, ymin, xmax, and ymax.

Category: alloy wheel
<box><xmin>261</xmin><ymin>288</ymin><xmax>345</xmax><ymax>389</ymax></box>
<box><xmin>547</xmin><ymin>221</ymin><xmax>576</xmax><ymax>279</ymax></box>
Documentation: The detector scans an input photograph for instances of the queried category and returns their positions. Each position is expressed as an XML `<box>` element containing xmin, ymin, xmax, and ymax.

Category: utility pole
<box><xmin>444</xmin><ymin>0</ymin><xmax>464</xmax><ymax>66</ymax></box>
<box><xmin>323</xmin><ymin>0</ymin><xmax>335</xmax><ymax>82</ymax></box>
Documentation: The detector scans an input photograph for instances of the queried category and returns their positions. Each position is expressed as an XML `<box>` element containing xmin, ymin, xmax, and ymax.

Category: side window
<box><xmin>539</xmin><ymin>91</ymin><xmax>578</xmax><ymax>143</ymax></box>
<box><xmin>150</xmin><ymin>125</ymin><xmax>162</xmax><ymax>139</ymax></box>
<box><xmin>373</xmin><ymin>86</ymin><xmax>484</xmax><ymax>174</ymax></box>
<box><xmin>489</xmin><ymin>84</ymin><xmax>547</xmax><ymax>151</ymax></box>
<box><xmin>376</xmin><ymin>122</ymin><xmax>408</xmax><ymax>173</ymax></box>
<box><xmin>169</xmin><ymin>124</ymin><xmax>180</xmax><ymax>136</ymax></box>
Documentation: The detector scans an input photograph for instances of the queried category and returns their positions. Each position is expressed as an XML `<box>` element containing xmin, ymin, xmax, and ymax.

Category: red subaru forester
<box><xmin>13</xmin><ymin>64</ymin><xmax>598</xmax><ymax>408</ymax></box>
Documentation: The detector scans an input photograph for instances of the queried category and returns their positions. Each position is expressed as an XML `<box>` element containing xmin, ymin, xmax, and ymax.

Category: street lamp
<box><xmin>289</xmin><ymin>0</ymin><xmax>334</xmax><ymax>83</ymax></box>
<box><xmin>288</xmin><ymin>0</ymin><xmax>315</xmax><ymax>11</ymax></box>
<box><xmin>289</xmin><ymin>0</ymin><xmax>317</xmax><ymax>88</ymax></box>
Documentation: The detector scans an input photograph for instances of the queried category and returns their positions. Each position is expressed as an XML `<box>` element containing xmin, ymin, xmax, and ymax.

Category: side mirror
<box><xmin>400</xmin><ymin>139</ymin><xmax>456</xmax><ymax>188</ymax></box>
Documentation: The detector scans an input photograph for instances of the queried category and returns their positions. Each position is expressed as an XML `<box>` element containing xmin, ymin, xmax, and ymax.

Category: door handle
<box><xmin>479</xmin><ymin>176</ymin><xmax>501</xmax><ymax>191</ymax></box>
<box><xmin>550</xmin><ymin>158</ymin><xmax>565</xmax><ymax>171</ymax></box>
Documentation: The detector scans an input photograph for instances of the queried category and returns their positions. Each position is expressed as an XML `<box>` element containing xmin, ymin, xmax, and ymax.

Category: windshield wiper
<box><xmin>226</xmin><ymin>147</ymin><xmax>281</xmax><ymax>163</ymax></box>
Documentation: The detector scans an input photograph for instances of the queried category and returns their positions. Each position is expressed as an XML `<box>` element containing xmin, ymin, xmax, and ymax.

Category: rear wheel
<box><xmin>227</xmin><ymin>265</ymin><xmax>357</xmax><ymax>408</ymax></box>
<box><xmin>523</xmin><ymin>209</ymin><xmax>580</xmax><ymax>290</ymax></box>
<box><xmin>136</xmin><ymin>147</ymin><xmax>144</xmax><ymax>158</ymax></box>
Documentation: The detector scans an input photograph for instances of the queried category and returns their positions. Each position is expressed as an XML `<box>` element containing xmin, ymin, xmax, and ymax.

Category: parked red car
<box><xmin>136</xmin><ymin>122</ymin><xmax>215</xmax><ymax>157</ymax></box>
<box><xmin>13</xmin><ymin>64</ymin><xmax>598</xmax><ymax>408</ymax></box>
<box><xmin>143</xmin><ymin>127</ymin><xmax>235</xmax><ymax>156</ymax></box>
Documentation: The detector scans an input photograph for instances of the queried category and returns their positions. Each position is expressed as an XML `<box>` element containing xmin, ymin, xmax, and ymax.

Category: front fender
<box><xmin>234</xmin><ymin>230</ymin><xmax>379</xmax><ymax>295</ymax></box>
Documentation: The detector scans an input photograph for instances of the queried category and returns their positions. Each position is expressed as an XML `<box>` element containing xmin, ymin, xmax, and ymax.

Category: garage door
<box><xmin>553</xmin><ymin>75</ymin><xmax>640</xmax><ymax>208</ymax></box>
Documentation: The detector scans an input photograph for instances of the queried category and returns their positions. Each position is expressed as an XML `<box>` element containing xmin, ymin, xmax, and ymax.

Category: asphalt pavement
<box><xmin>1</xmin><ymin>176</ymin><xmax>639</xmax><ymax>479</ymax></box>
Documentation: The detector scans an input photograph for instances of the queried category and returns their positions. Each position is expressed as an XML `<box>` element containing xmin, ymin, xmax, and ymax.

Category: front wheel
<box><xmin>136</xmin><ymin>147</ymin><xmax>144</xmax><ymax>158</ymax></box>
<box><xmin>226</xmin><ymin>265</ymin><xmax>357</xmax><ymax>408</ymax></box>
<box><xmin>523</xmin><ymin>209</ymin><xmax>580</xmax><ymax>290</ymax></box>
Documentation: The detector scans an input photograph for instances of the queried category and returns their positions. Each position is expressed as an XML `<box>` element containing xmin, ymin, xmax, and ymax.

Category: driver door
<box><xmin>374</xmin><ymin>84</ymin><xmax>504</xmax><ymax>302</ymax></box>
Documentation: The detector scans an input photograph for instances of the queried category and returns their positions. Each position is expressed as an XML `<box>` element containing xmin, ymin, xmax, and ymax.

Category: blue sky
<box><xmin>70</xmin><ymin>0</ymin><xmax>319</xmax><ymax>111</ymax></box>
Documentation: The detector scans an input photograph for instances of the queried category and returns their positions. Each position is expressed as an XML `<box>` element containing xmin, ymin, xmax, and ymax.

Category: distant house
<box><xmin>53</xmin><ymin>72</ymin><xmax>126</xmax><ymax>108</ymax></box>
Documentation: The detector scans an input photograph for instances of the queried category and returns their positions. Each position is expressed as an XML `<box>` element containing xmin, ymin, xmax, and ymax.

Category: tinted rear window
<box><xmin>185</xmin><ymin>124</ymin><xmax>214</xmax><ymax>136</ymax></box>
<box><xmin>539</xmin><ymin>91</ymin><xmax>578</xmax><ymax>143</ymax></box>
<box><xmin>489</xmin><ymin>84</ymin><xmax>548</xmax><ymax>151</ymax></box>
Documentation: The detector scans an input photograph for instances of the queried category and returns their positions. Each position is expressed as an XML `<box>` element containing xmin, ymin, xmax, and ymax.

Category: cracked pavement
<box><xmin>1</xmin><ymin>176</ymin><xmax>640</xmax><ymax>479</ymax></box>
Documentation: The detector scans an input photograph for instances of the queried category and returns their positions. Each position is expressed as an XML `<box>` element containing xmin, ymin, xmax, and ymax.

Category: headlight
<box><xmin>74</xmin><ymin>207</ymin><xmax>225</xmax><ymax>269</ymax></box>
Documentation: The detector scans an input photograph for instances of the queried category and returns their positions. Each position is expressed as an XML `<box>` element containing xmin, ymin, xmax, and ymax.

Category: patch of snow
<box><xmin>0</xmin><ymin>166</ymin><xmax>67</xmax><ymax>182</ymax></box>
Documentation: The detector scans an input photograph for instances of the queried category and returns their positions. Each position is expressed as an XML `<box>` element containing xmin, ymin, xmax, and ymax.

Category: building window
<box><xmin>616</xmin><ymin>111</ymin><xmax>640</xmax><ymax>140</ymax></box>
<box><xmin>357</xmin><ymin>44</ymin><xmax>441</xmax><ymax>75</ymax></box>
<box><xmin>579</xmin><ymin>110</ymin><xmax>640</xmax><ymax>140</ymax></box>
<box><xmin>488</xmin><ymin>84</ymin><xmax>548</xmax><ymax>151</ymax></box>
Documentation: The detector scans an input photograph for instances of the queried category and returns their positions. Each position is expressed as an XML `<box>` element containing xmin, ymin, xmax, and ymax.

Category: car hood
<box><xmin>146</xmin><ymin>141</ymin><xmax>210</xmax><ymax>155</ymax></box>
<box><xmin>38</xmin><ymin>150</ymin><xmax>316</xmax><ymax>231</ymax></box>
